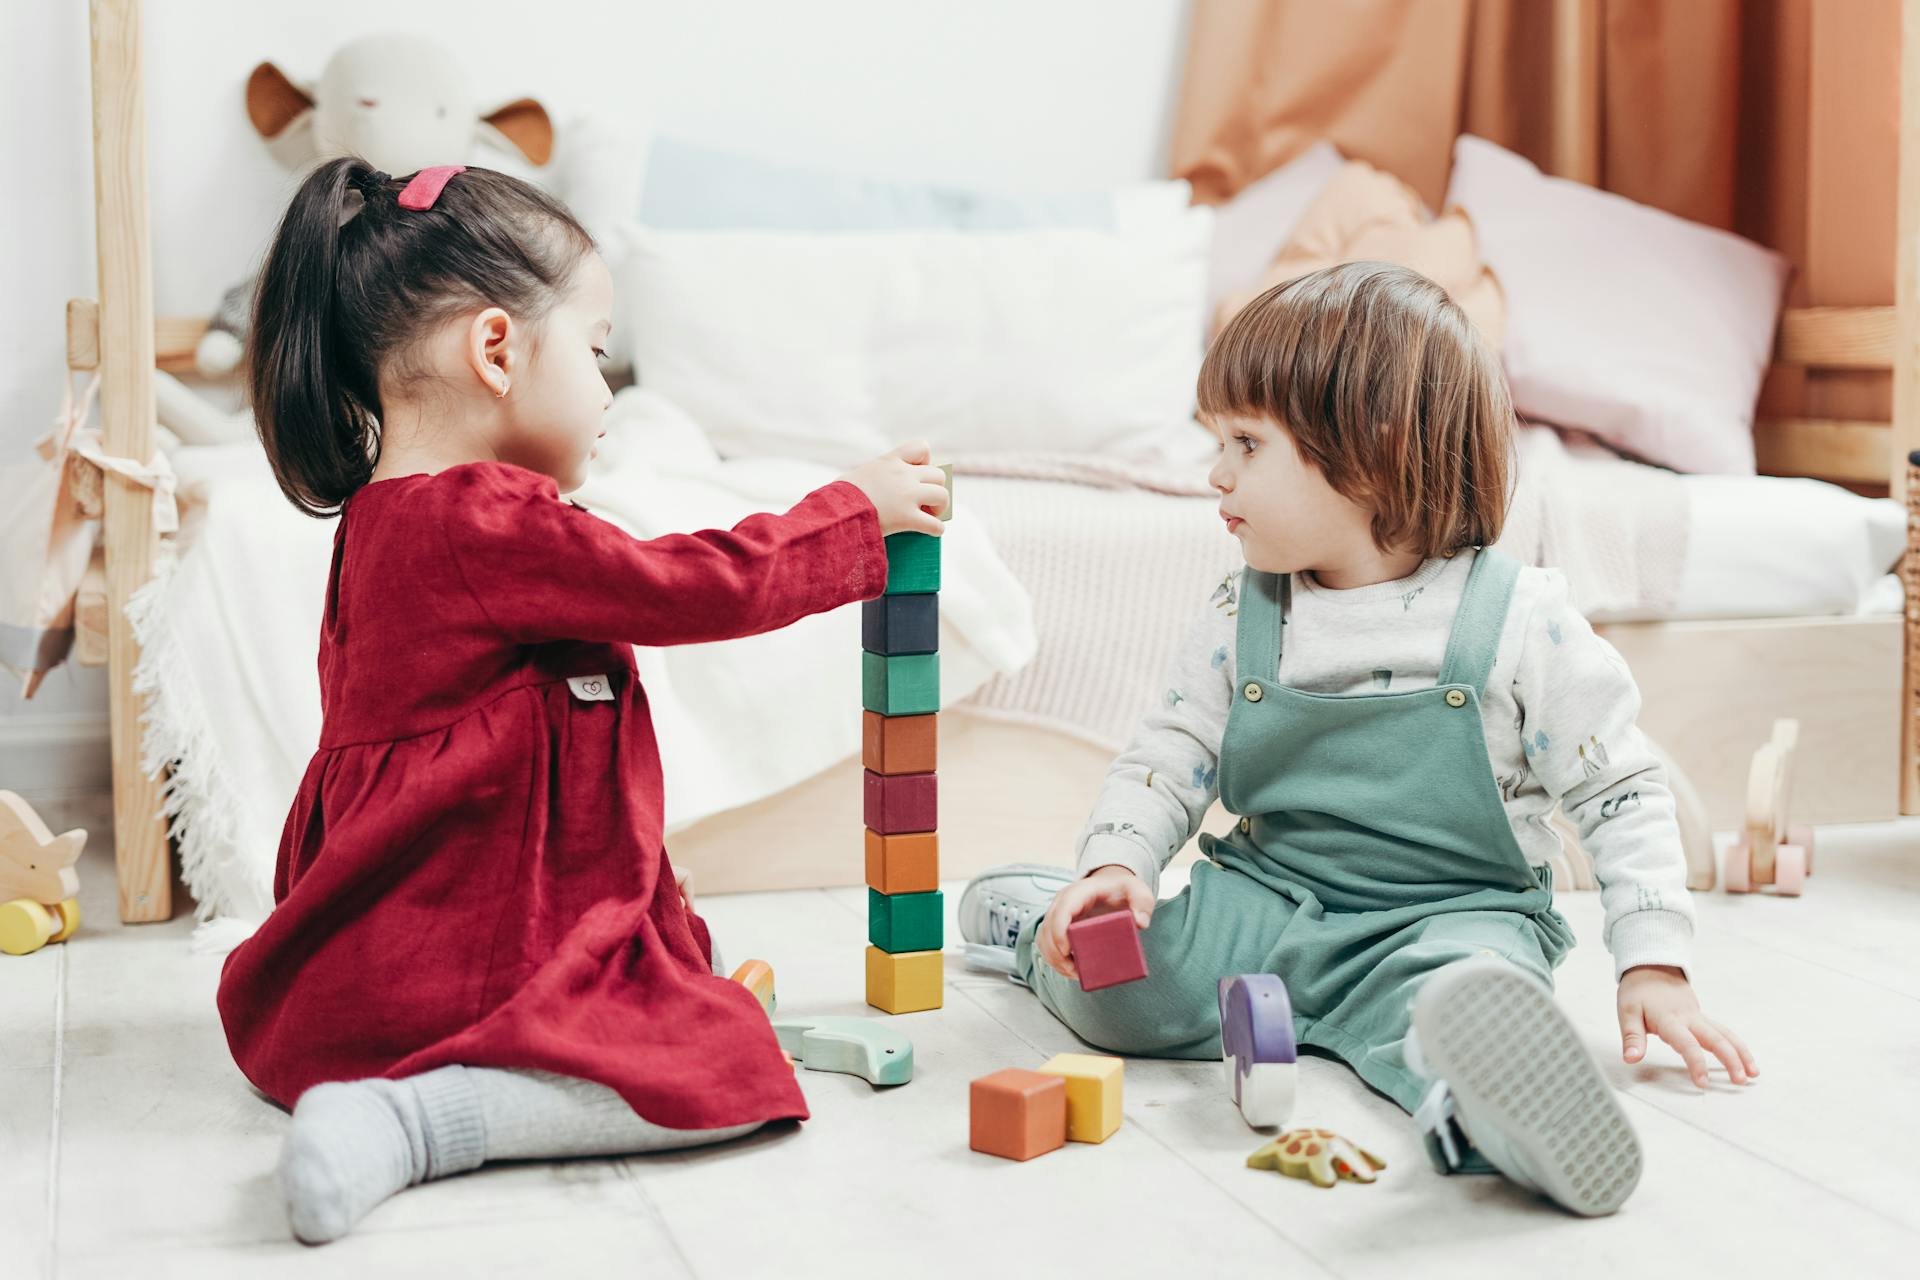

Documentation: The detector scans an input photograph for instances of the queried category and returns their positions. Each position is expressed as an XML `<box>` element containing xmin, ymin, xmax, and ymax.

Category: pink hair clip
<box><xmin>397</xmin><ymin>165</ymin><xmax>467</xmax><ymax>211</ymax></box>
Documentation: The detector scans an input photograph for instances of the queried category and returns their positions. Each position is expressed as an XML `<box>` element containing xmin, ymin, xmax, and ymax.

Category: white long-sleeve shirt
<box><xmin>1075</xmin><ymin>550</ymin><xmax>1694</xmax><ymax>980</ymax></box>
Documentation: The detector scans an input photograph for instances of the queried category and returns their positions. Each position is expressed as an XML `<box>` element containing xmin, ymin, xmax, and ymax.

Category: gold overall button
<box><xmin>1239</xmin><ymin>817</ymin><xmax>1251</xmax><ymax>834</ymax></box>
<box><xmin>1445</xmin><ymin>688</ymin><xmax>1467</xmax><ymax>708</ymax></box>
<box><xmin>1244</xmin><ymin>682</ymin><xmax>1264</xmax><ymax>702</ymax></box>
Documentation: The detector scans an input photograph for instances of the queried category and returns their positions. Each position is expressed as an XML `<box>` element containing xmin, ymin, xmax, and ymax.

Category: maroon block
<box><xmin>1067</xmin><ymin>909</ymin><xmax>1149</xmax><ymax>992</ymax></box>
<box><xmin>863</xmin><ymin>770</ymin><xmax>937</xmax><ymax>835</ymax></box>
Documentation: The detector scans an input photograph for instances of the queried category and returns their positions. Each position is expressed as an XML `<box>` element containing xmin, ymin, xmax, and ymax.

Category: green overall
<box><xmin>1016</xmin><ymin>548</ymin><xmax>1576</xmax><ymax>1113</ymax></box>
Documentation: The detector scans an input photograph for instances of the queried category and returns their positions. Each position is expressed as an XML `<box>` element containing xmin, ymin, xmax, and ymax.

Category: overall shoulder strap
<box><xmin>1436</xmin><ymin>548</ymin><xmax>1520</xmax><ymax>696</ymax></box>
<box><xmin>1236</xmin><ymin>568</ymin><xmax>1288</xmax><ymax>683</ymax></box>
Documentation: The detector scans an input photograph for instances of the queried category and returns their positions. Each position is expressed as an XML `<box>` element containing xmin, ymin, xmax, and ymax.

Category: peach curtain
<box><xmin>1169</xmin><ymin>0</ymin><xmax>1898</xmax><ymax>419</ymax></box>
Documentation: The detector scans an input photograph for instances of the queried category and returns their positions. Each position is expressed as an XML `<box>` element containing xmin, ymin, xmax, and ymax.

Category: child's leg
<box><xmin>1014</xmin><ymin>860</ymin><xmax>1295</xmax><ymax>1060</ymax></box>
<box><xmin>1302</xmin><ymin>908</ymin><xmax>1559</xmax><ymax>1114</ymax></box>
<box><xmin>279</xmin><ymin>1066</ymin><xmax>761</xmax><ymax>1244</ymax></box>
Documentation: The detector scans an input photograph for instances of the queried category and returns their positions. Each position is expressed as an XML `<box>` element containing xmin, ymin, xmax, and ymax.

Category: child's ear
<box><xmin>466</xmin><ymin>308</ymin><xmax>514</xmax><ymax>396</ymax></box>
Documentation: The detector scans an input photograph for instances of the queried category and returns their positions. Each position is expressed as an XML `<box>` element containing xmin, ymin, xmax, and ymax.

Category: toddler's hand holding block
<box><xmin>1067</xmin><ymin>908</ymin><xmax>1148</xmax><ymax>992</ymax></box>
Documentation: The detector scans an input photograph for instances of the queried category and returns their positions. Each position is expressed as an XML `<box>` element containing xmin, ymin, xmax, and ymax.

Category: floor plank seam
<box><xmin>611</xmin><ymin>1157</ymin><xmax>700</xmax><ymax>1278</ymax></box>
<box><xmin>1616</xmin><ymin>1091</ymin><xmax>1920</xmax><ymax>1238</ymax></box>
<box><xmin>45</xmin><ymin>945</ymin><xmax>67</xmax><ymax>1280</ymax></box>
<box><xmin>1697</xmin><ymin>920</ymin><xmax>1920</xmax><ymax>1005</ymax></box>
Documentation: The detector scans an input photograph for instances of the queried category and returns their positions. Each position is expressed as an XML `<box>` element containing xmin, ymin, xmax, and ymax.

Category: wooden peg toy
<box><xmin>1218</xmin><ymin>974</ymin><xmax>1297</xmax><ymax>1128</ymax></box>
<box><xmin>1722</xmin><ymin>718</ymin><xmax>1814</xmax><ymax>895</ymax></box>
<box><xmin>970</xmin><ymin>1068</ymin><xmax>1067</xmax><ymax>1161</ymax></box>
<box><xmin>1066</xmin><ymin>908</ymin><xmax>1148</xmax><ymax>992</ymax></box>
<box><xmin>770</xmin><ymin>1014</ymin><xmax>914</xmax><ymax>1086</ymax></box>
<box><xmin>0</xmin><ymin>791</ymin><xmax>84</xmax><ymax>957</ymax></box>
<box><xmin>729</xmin><ymin>959</ymin><xmax>777</xmax><ymax>1015</ymax></box>
<box><xmin>1037</xmin><ymin>1053</ymin><xmax>1123</xmax><ymax>1143</ymax></box>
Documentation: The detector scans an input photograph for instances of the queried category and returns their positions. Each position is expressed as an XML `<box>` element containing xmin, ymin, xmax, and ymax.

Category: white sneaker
<box><xmin>1411</xmin><ymin>958</ymin><xmax>1642</xmax><ymax>1217</ymax></box>
<box><xmin>958</xmin><ymin>864</ymin><xmax>1074</xmax><ymax>974</ymax></box>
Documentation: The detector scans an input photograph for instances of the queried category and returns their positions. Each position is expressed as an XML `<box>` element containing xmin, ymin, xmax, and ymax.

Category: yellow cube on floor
<box><xmin>1038</xmin><ymin>1053</ymin><xmax>1123</xmax><ymax>1143</ymax></box>
<box><xmin>865</xmin><ymin>945</ymin><xmax>943</xmax><ymax>1013</ymax></box>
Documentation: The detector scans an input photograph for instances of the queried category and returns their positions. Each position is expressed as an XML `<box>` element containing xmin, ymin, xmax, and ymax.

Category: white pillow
<box><xmin>1445</xmin><ymin>136</ymin><xmax>1790</xmax><ymax>475</ymax></box>
<box><xmin>614</xmin><ymin>214</ymin><xmax>1211</xmax><ymax>464</ymax></box>
<box><xmin>1202</xmin><ymin>141</ymin><xmax>1345</xmax><ymax>322</ymax></box>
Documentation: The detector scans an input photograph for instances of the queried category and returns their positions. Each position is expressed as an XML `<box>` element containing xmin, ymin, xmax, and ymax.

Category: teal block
<box><xmin>862</xmin><ymin>651</ymin><xmax>939</xmax><ymax>716</ymax></box>
<box><xmin>885</xmin><ymin>532</ymin><xmax>941</xmax><ymax>594</ymax></box>
<box><xmin>869</xmin><ymin>888</ymin><xmax>944</xmax><ymax>954</ymax></box>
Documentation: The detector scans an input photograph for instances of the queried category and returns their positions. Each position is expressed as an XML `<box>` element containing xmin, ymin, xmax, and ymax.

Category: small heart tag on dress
<box><xmin>566</xmin><ymin>674</ymin><xmax>616</xmax><ymax>703</ymax></box>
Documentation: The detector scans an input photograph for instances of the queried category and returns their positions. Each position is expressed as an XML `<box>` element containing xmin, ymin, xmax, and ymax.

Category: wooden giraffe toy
<box><xmin>1247</xmin><ymin>1129</ymin><xmax>1387</xmax><ymax>1188</ymax></box>
<box><xmin>1722</xmin><ymin>719</ymin><xmax>1814</xmax><ymax>895</ymax></box>
<box><xmin>0</xmin><ymin>791</ymin><xmax>85</xmax><ymax>956</ymax></box>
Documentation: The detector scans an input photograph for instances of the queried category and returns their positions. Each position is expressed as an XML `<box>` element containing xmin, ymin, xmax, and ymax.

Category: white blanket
<box><xmin>132</xmin><ymin>389</ymin><xmax>1036</xmax><ymax>946</ymax></box>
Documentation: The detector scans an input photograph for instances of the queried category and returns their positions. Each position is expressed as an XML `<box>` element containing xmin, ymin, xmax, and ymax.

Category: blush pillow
<box><xmin>1444</xmin><ymin>135</ymin><xmax>1790</xmax><ymax>475</ymax></box>
<box><xmin>1224</xmin><ymin>159</ymin><xmax>1506</xmax><ymax>347</ymax></box>
<box><xmin>1202</xmin><ymin>141</ymin><xmax>1346</xmax><ymax>330</ymax></box>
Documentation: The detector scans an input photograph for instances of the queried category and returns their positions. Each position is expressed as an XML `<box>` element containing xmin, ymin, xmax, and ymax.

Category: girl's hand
<box><xmin>1037</xmin><ymin>864</ymin><xmax>1155</xmax><ymax>982</ymax></box>
<box><xmin>1618</xmin><ymin>964</ymin><xmax>1757</xmax><ymax>1088</ymax></box>
<box><xmin>840</xmin><ymin>442</ymin><xmax>951</xmax><ymax>537</ymax></box>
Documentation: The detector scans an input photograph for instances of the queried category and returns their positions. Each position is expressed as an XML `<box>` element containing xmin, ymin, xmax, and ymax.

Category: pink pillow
<box><xmin>1444</xmin><ymin>136</ymin><xmax>1790</xmax><ymax>475</ymax></box>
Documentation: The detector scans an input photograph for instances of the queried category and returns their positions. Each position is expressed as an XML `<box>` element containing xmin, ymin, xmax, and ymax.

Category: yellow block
<box><xmin>1038</xmin><ymin>1052</ymin><xmax>1123</xmax><ymax>1143</ymax></box>
<box><xmin>865</xmin><ymin>945</ymin><xmax>944</xmax><ymax>1014</ymax></box>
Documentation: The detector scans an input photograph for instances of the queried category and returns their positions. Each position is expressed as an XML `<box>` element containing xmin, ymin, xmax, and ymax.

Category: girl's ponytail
<box><xmin>250</xmin><ymin>156</ymin><xmax>381</xmax><ymax>517</ymax></box>
<box><xmin>246</xmin><ymin>155</ymin><xmax>594</xmax><ymax>518</ymax></box>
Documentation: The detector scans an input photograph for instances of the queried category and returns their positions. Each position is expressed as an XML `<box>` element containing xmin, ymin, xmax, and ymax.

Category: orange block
<box><xmin>864</xmin><ymin>829</ymin><xmax>939</xmax><ymax>895</ymax></box>
<box><xmin>862</xmin><ymin>711</ymin><xmax>938</xmax><ymax>775</ymax></box>
<box><xmin>970</xmin><ymin>1069</ymin><xmax>1067</xmax><ymax>1161</ymax></box>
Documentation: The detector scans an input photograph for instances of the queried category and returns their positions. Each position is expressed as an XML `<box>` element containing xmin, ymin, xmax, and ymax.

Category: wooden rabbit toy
<box><xmin>0</xmin><ymin>791</ymin><xmax>85</xmax><ymax>955</ymax></box>
<box><xmin>1722</xmin><ymin>719</ymin><xmax>1814</xmax><ymax>895</ymax></box>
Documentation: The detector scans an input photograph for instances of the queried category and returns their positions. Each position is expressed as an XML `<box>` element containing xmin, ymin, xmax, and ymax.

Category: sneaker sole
<box><xmin>958</xmin><ymin>864</ymin><xmax>1076</xmax><ymax>941</ymax></box>
<box><xmin>1413</xmin><ymin>959</ymin><xmax>1642</xmax><ymax>1217</ymax></box>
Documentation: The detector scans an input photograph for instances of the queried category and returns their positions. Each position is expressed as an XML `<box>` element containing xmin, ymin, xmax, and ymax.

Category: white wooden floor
<box><xmin>6</xmin><ymin>816</ymin><xmax>1919</xmax><ymax>1278</ymax></box>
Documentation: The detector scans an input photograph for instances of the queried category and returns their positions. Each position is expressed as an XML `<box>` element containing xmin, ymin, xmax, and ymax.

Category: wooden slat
<box><xmin>89</xmin><ymin>0</ymin><xmax>171</xmax><ymax>922</ymax></box>
<box><xmin>1901</xmin><ymin>0</ymin><xmax>1920</xmax><ymax>813</ymax></box>
<box><xmin>1550</xmin><ymin>0</ymin><xmax>1602</xmax><ymax>185</ymax></box>
<box><xmin>66</xmin><ymin>298</ymin><xmax>99</xmax><ymax>370</ymax></box>
<box><xmin>76</xmin><ymin>545</ymin><xmax>109</xmax><ymax>668</ymax></box>
<box><xmin>1753</xmin><ymin>416</ymin><xmax>1890</xmax><ymax>485</ymax></box>
<box><xmin>1774</xmin><ymin>306</ymin><xmax>1896</xmax><ymax>368</ymax></box>
<box><xmin>156</xmin><ymin>316</ymin><xmax>208</xmax><ymax>372</ymax></box>
<box><xmin>66</xmin><ymin>303</ymin><xmax>209</xmax><ymax>374</ymax></box>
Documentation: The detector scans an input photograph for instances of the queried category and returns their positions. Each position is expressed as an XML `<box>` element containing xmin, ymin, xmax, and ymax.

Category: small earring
<box><xmin>493</xmin><ymin>380</ymin><xmax>509</xmax><ymax>399</ymax></box>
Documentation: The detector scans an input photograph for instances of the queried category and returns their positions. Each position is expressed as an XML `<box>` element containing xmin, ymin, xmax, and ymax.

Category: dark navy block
<box><xmin>863</xmin><ymin>593</ymin><xmax>939</xmax><ymax>655</ymax></box>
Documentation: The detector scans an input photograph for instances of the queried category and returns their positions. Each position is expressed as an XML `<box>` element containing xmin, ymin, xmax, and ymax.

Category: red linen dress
<box><xmin>216</xmin><ymin>461</ymin><xmax>886</xmax><ymax>1130</ymax></box>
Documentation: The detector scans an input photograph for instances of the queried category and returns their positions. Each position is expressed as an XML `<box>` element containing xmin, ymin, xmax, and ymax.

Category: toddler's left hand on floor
<box><xmin>1617</xmin><ymin>964</ymin><xmax>1757</xmax><ymax>1088</ymax></box>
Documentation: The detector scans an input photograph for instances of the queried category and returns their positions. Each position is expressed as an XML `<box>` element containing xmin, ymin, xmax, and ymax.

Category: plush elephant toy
<box><xmin>186</xmin><ymin>32</ymin><xmax>554</xmax><ymax>384</ymax></box>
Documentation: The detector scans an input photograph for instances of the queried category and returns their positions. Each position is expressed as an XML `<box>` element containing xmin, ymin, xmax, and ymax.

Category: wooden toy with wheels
<box><xmin>0</xmin><ymin>791</ymin><xmax>85</xmax><ymax>956</ymax></box>
<box><xmin>1723</xmin><ymin>719</ymin><xmax>1813</xmax><ymax>895</ymax></box>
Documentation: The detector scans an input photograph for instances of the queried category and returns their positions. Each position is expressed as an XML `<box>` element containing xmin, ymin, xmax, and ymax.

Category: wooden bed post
<box><xmin>1549</xmin><ymin>0</ymin><xmax>1604</xmax><ymax>185</ymax></box>
<box><xmin>88</xmin><ymin>0</ymin><xmax>172</xmax><ymax>921</ymax></box>
<box><xmin>1900</xmin><ymin>0</ymin><xmax>1920</xmax><ymax>814</ymax></box>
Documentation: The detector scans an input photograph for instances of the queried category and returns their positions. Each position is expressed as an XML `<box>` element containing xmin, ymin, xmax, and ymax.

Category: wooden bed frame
<box><xmin>65</xmin><ymin>0</ymin><xmax>1920</xmax><ymax>921</ymax></box>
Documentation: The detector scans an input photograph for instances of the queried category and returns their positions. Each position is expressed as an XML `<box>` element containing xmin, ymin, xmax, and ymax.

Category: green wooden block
<box><xmin>869</xmin><ymin>888</ymin><xmax>944</xmax><ymax>954</ymax></box>
<box><xmin>862</xmin><ymin>651</ymin><xmax>939</xmax><ymax>716</ymax></box>
<box><xmin>885</xmin><ymin>532</ymin><xmax>941</xmax><ymax>594</ymax></box>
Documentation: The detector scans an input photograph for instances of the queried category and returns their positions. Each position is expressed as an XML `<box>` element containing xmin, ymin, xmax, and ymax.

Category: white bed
<box><xmin>132</xmin><ymin>389</ymin><xmax>1904</xmax><ymax>940</ymax></box>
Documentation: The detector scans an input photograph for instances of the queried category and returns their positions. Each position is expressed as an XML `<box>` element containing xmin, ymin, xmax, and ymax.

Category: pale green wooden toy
<box><xmin>769</xmin><ymin>1014</ymin><xmax>914</xmax><ymax>1086</ymax></box>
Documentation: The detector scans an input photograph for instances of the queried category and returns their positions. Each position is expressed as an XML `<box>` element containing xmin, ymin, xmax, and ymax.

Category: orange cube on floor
<box><xmin>970</xmin><ymin>1068</ymin><xmax>1068</xmax><ymax>1161</ymax></box>
<box><xmin>863</xmin><ymin>710</ymin><xmax>938</xmax><ymax>775</ymax></box>
<box><xmin>864</xmin><ymin>828</ymin><xmax>939</xmax><ymax>895</ymax></box>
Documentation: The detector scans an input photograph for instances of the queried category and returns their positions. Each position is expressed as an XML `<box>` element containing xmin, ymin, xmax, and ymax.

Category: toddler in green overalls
<box><xmin>959</xmin><ymin>261</ymin><xmax>1756</xmax><ymax>1217</ymax></box>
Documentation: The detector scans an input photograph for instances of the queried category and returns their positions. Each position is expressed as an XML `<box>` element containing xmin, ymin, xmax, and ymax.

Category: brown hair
<box><xmin>1197</xmin><ymin>260</ymin><xmax>1514</xmax><ymax>556</ymax></box>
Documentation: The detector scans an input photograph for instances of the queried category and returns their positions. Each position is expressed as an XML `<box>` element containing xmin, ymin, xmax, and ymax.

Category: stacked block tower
<box><xmin>862</xmin><ymin>467</ymin><xmax>951</xmax><ymax>1014</ymax></box>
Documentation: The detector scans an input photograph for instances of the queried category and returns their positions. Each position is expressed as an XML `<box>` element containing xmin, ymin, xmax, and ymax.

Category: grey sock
<box><xmin>279</xmin><ymin>1067</ymin><xmax>486</xmax><ymax>1244</ymax></box>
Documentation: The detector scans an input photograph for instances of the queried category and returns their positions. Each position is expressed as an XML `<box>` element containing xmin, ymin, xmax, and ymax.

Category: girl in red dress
<box><xmin>218</xmin><ymin>158</ymin><xmax>949</xmax><ymax>1244</ymax></box>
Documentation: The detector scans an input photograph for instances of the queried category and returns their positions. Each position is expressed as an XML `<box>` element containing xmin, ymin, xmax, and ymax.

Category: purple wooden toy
<box><xmin>1217</xmin><ymin>974</ymin><xmax>1297</xmax><ymax>1127</ymax></box>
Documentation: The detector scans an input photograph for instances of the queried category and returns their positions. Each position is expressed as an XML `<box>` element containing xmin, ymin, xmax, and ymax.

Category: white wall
<box><xmin>1</xmin><ymin>0</ymin><xmax>1189</xmax><ymax>739</ymax></box>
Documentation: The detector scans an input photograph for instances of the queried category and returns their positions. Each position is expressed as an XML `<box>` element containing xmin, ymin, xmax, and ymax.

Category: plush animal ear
<box><xmin>481</xmin><ymin>97</ymin><xmax>554</xmax><ymax>167</ymax></box>
<box><xmin>246</xmin><ymin>61</ymin><xmax>314</xmax><ymax>140</ymax></box>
